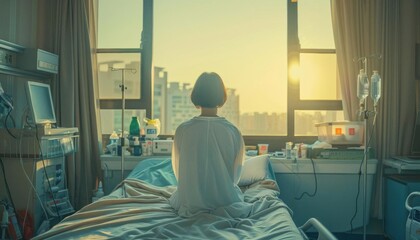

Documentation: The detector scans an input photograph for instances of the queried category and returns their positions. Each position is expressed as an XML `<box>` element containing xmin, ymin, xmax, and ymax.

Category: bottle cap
<box><xmin>110</xmin><ymin>131</ymin><xmax>118</xmax><ymax>139</ymax></box>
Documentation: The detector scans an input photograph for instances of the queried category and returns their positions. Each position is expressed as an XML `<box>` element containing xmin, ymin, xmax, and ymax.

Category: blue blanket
<box><xmin>127</xmin><ymin>157</ymin><xmax>276</xmax><ymax>187</ymax></box>
<box><xmin>127</xmin><ymin>158</ymin><xmax>177</xmax><ymax>187</ymax></box>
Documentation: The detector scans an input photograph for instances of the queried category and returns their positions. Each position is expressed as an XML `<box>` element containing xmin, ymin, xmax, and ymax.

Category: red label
<box><xmin>349</xmin><ymin>128</ymin><xmax>355</xmax><ymax>135</ymax></box>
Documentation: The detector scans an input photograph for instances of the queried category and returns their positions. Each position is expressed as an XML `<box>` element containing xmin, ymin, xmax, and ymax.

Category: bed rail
<box><xmin>299</xmin><ymin>218</ymin><xmax>338</xmax><ymax>240</ymax></box>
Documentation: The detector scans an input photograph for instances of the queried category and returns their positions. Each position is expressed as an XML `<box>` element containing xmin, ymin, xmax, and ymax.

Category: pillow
<box><xmin>238</xmin><ymin>154</ymin><xmax>269</xmax><ymax>187</ymax></box>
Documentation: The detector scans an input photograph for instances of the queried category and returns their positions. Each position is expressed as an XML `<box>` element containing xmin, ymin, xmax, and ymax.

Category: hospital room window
<box><xmin>95</xmin><ymin>0</ymin><xmax>343</xmax><ymax>142</ymax></box>
<box><xmin>96</xmin><ymin>0</ymin><xmax>143</xmax><ymax>135</ymax></box>
<box><xmin>153</xmin><ymin>0</ymin><xmax>288</xmax><ymax>136</ymax></box>
<box><xmin>292</xmin><ymin>0</ymin><xmax>344</xmax><ymax>137</ymax></box>
<box><xmin>294</xmin><ymin>110</ymin><xmax>344</xmax><ymax>136</ymax></box>
<box><xmin>97</xmin><ymin>53</ymin><xmax>141</xmax><ymax>100</ymax></box>
<box><xmin>298</xmin><ymin>0</ymin><xmax>340</xmax><ymax>100</ymax></box>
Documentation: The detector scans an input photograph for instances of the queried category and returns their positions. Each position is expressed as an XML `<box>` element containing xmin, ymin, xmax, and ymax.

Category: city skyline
<box><xmin>99</xmin><ymin>63</ymin><xmax>341</xmax><ymax>135</ymax></box>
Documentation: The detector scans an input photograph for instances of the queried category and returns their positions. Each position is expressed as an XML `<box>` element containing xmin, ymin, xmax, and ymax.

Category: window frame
<box><xmin>97</xmin><ymin>1</ymin><xmax>153</xmax><ymax>119</ymax></box>
<box><xmin>244</xmin><ymin>1</ymin><xmax>342</xmax><ymax>149</ymax></box>
<box><xmin>97</xmin><ymin>0</ymin><xmax>343</xmax><ymax>151</ymax></box>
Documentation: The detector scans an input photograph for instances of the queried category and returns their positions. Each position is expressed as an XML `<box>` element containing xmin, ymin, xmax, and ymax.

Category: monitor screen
<box><xmin>27</xmin><ymin>81</ymin><xmax>56</xmax><ymax>125</ymax></box>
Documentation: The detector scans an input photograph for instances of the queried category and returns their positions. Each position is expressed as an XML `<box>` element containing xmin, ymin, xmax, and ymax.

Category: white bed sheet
<box><xmin>34</xmin><ymin>178</ymin><xmax>305</xmax><ymax>240</ymax></box>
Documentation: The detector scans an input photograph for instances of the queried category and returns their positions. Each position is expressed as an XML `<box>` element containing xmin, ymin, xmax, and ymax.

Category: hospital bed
<box><xmin>34</xmin><ymin>157</ymin><xmax>337</xmax><ymax>240</ymax></box>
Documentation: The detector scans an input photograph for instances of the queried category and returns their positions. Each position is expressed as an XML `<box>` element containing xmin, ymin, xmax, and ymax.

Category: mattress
<box><xmin>34</xmin><ymin>158</ymin><xmax>305</xmax><ymax>240</ymax></box>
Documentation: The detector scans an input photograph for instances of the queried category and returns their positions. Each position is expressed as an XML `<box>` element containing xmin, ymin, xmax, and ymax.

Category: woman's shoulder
<box><xmin>177</xmin><ymin>116</ymin><xmax>240</xmax><ymax>131</ymax></box>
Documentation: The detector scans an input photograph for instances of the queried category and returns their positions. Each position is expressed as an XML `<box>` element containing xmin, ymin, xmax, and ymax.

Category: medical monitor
<box><xmin>27</xmin><ymin>81</ymin><xmax>56</xmax><ymax>125</ymax></box>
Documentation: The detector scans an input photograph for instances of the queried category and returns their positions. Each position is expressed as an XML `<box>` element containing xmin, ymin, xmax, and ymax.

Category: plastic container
<box><xmin>129</xmin><ymin>116</ymin><xmax>141</xmax><ymax>137</ymax></box>
<box><xmin>297</xmin><ymin>143</ymin><xmax>307</xmax><ymax>159</ymax></box>
<box><xmin>109</xmin><ymin>131</ymin><xmax>119</xmax><ymax>144</ymax></box>
<box><xmin>144</xmin><ymin>118</ymin><xmax>160</xmax><ymax>139</ymax></box>
<box><xmin>117</xmin><ymin>137</ymin><xmax>129</xmax><ymax>156</ymax></box>
<box><xmin>133</xmin><ymin>137</ymin><xmax>142</xmax><ymax>156</ymax></box>
<box><xmin>109</xmin><ymin>131</ymin><xmax>119</xmax><ymax>155</ymax></box>
<box><xmin>370</xmin><ymin>70</ymin><xmax>381</xmax><ymax>106</ymax></box>
<box><xmin>257</xmin><ymin>144</ymin><xmax>269</xmax><ymax>155</ymax></box>
<box><xmin>285</xmin><ymin>142</ymin><xmax>293</xmax><ymax>159</ymax></box>
<box><xmin>357</xmin><ymin>69</ymin><xmax>369</xmax><ymax>101</ymax></box>
<box><xmin>315</xmin><ymin>121</ymin><xmax>364</xmax><ymax>145</ymax></box>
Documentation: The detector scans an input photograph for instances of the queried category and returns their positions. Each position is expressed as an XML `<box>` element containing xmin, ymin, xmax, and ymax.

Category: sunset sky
<box><xmin>98</xmin><ymin>0</ymin><xmax>335</xmax><ymax>114</ymax></box>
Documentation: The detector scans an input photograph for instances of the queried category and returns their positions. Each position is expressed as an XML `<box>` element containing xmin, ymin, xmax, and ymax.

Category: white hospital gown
<box><xmin>169</xmin><ymin>116</ymin><xmax>245</xmax><ymax>217</ymax></box>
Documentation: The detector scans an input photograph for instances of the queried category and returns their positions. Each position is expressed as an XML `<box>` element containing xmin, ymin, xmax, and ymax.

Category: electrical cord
<box><xmin>4</xmin><ymin>108</ymin><xmax>17</xmax><ymax>139</ymax></box>
<box><xmin>0</xmin><ymin>157</ymin><xmax>23</xmax><ymax>236</ymax></box>
<box><xmin>34</xmin><ymin>125</ymin><xmax>62</xmax><ymax>220</ymax></box>
<box><xmin>17</xmin><ymin>130</ymin><xmax>50</xmax><ymax>224</ymax></box>
<box><xmin>349</xmin><ymin>110</ymin><xmax>377</xmax><ymax>232</ymax></box>
<box><xmin>1</xmin><ymin>203</ymin><xmax>8</xmax><ymax>240</ymax></box>
<box><xmin>22</xmin><ymin>158</ymin><xmax>37</xmax><ymax>233</ymax></box>
<box><xmin>0</xmin><ymin>158</ymin><xmax>17</xmax><ymax>213</ymax></box>
<box><xmin>294</xmin><ymin>157</ymin><xmax>318</xmax><ymax>200</ymax></box>
<box><xmin>18</xmin><ymin>106</ymin><xmax>48</xmax><ymax>232</ymax></box>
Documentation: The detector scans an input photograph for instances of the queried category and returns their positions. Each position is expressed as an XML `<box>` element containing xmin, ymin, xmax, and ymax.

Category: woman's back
<box><xmin>169</xmin><ymin>116</ymin><xmax>245</xmax><ymax>217</ymax></box>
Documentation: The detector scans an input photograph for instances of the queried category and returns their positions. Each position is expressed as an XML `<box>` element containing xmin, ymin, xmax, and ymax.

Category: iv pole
<box><xmin>110</xmin><ymin>67</ymin><xmax>136</xmax><ymax>197</ymax></box>
<box><xmin>355</xmin><ymin>54</ymin><xmax>381</xmax><ymax>240</ymax></box>
<box><xmin>359</xmin><ymin>57</ymin><xmax>369</xmax><ymax>240</ymax></box>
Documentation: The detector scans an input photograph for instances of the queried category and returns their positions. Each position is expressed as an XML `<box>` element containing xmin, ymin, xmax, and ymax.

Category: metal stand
<box><xmin>110</xmin><ymin>67</ymin><xmax>136</xmax><ymax>197</ymax></box>
<box><xmin>361</xmin><ymin>105</ymin><xmax>369</xmax><ymax>240</ymax></box>
<box><xmin>355</xmin><ymin>54</ymin><xmax>381</xmax><ymax>240</ymax></box>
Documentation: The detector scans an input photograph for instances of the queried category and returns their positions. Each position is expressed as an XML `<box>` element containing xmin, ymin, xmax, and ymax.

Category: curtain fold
<box><xmin>37</xmin><ymin>0</ymin><xmax>102</xmax><ymax>209</ymax></box>
<box><xmin>331</xmin><ymin>1</ymin><xmax>382</xmax><ymax>121</ymax></box>
<box><xmin>331</xmin><ymin>0</ymin><xmax>418</xmax><ymax>219</ymax></box>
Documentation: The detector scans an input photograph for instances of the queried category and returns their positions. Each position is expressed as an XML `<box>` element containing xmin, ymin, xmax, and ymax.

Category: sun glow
<box><xmin>289</xmin><ymin>63</ymin><xmax>300</xmax><ymax>82</ymax></box>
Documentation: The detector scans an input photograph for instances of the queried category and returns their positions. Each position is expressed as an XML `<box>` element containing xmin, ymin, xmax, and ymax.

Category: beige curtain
<box><xmin>331</xmin><ymin>0</ymin><xmax>418</xmax><ymax>219</ymax></box>
<box><xmin>37</xmin><ymin>0</ymin><xmax>102</xmax><ymax>210</ymax></box>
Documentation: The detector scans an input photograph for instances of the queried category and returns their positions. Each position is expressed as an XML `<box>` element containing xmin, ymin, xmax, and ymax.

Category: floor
<box><xmin>352</xmin><ymin>218</ymin><xmax>384</xmax><ymax>235</ymax></box>
<box><xmin>307</xmin><ymin>218</ymin><xmax>390</xmax><ymax>240</ymax></box>
<box><xmin>346</xmin><ymin>218</ymin><xmax>389</xmax><ymax>239</ymax></box>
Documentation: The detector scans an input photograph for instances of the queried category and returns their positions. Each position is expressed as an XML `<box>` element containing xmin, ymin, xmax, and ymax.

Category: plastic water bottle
<box><xmin>109</xmin><ymin>131</ymin><xmax>119</xmax><ymax>144</ymax></box>
<box><xmin>109</xmin><ymin>131</ymin><xmax>119</xmax><ymax>155</ymax></box>
<box><xmin>357</xmin><ymin>69</ymin><xmax>369</xmax><ymax>101</ymax></box>
<box><xmin>129</xmin><ymin>116</ymin><xmax>140</xmax><ymax>137</ymax></box>
<box><xmin>370</xmin><ymin>70</ymin><xmax>381</xmax><ymax>106</ymax></box>
<box><xmin>285</xmin><ymin>142</ymin><xmax>293</xmax><ymax>159</ymax></box>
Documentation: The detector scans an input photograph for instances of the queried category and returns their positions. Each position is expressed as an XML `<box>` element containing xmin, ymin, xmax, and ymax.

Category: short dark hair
<box><xmin>191</xmin><ymin>72</ymin><xmax>227</xmax><ymax>108</ymax></box>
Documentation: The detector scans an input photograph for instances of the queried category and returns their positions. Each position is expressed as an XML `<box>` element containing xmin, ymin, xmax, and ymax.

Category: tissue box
<box><xmin>315</xmin><ymin>121</ymin><xmax>364</xmax><ymax>145</ymax></box>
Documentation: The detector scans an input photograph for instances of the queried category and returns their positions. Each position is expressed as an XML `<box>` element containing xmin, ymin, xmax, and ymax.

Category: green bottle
<box><xmin>129</xmin><ymin>116</ymin><xmax>140</xmax><ymax>137</ymax></box>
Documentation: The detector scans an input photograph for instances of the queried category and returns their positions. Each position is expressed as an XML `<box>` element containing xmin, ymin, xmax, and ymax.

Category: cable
<box><xmin>4</xmin><ymin>108</ymin><xmax>16</xmax><ymax>139</ymax></box>
<box><xmin>294</xmin><ymin>157</ymin><xmax>318</xmax><ymax>200</ymax></box>
<box><xmin>34</xmin><ymin>125</ymin><xmax>62</xmax><ymax>220</ymax></box>
<box><xmin>23</xmin><ymin>158</ymin><xmax>37</xmax><ymax>233</ymax></box>
<box><xmin>0</xmin><ymin>158</ymin><xmax>18</xmax><ymax>216</ymax></box>
<box><xmin>0</xmin><ymin>157</ymin><xmax>24</xmax><ymax>236</ymax></box>
<box><xmin>1</xmin><ymin>203</ymin><xmax>8</xmax><ymax>240</ymax></box>
<box><xmin>349</xmin><ymin>110</ymin><xmax>377</xmax><ymax>232</ymax></box>
<box><xmin>349</xmin><ymin>165</ymin><xmax>362</xmax><ymax>232</ymax></box>
<box><xmin>17</xmin><ymin>130</ymin><xmax>50</xmax><ymax>222</ymax></box>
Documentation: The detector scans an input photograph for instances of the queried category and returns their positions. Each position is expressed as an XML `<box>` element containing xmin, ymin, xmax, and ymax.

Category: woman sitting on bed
<box><xmin>169</xmin><ymin>72</ymin><xmax>245</xmax><ymax>217</ymax></box>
